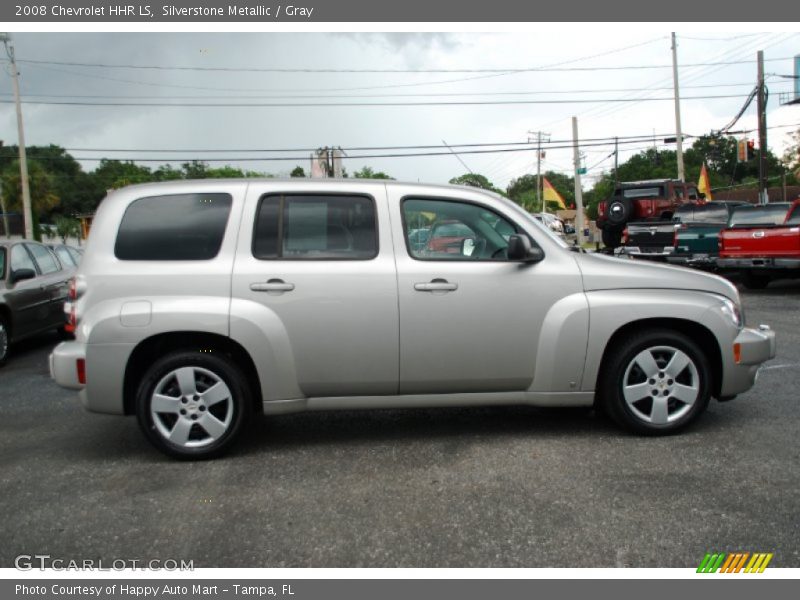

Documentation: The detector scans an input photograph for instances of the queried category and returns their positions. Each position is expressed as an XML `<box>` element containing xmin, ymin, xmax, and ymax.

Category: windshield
<box><xmin>729</xmin><ymin>204</ymin><xmax>791</xmax><ymax>227</ymax></box>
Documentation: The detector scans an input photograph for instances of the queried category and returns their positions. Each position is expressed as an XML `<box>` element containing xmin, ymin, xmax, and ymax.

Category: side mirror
<box><xmin>10</xmin><ymin>268</ymin><xmax>36</xmax><ymax>285</ymax></box>
<box><xmin>507</xmin><ymin>234</ymin><xmax>544</xmax><ymax>263</ymax></box>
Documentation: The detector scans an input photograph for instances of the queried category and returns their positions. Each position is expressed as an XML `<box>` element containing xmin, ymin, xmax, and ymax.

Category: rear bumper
<box><xmin>622</xmin><ymin>246</ymin><xmax>674</xmax><ymax>258</ymax></box>
<box><xmin>667</xmin><ymin>253</ymin><xmax>715</xmax><ymax>267</ymax></box>
<box><xmin>717</xmin><ymin>257</ymin><xmax>800</xmax><ymax>269</ymax></box>
<box><xmin>720</xmin><ymin>325</ymin><xmax>777</xmax><ymax>397</ymax></box>
<box><xmin>49</xmin><ymin>341</ymin><xmax>85</xmax><ymax>390</ymax></box>
<box><xmin>50</xmin><ymin>341</ymin><xmax>132</xmax><ymax>415</ymax></box>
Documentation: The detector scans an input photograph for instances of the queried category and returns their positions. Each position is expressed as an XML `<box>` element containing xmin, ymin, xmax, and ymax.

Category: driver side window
<box><xmin>402</xmin><ymin>198</ymin><xmax>518</xmax><ymax>261</ymax></box>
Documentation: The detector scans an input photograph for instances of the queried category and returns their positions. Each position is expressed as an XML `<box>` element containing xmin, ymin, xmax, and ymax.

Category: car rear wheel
<box><xmin>0</xmin><ymin>316</ymin><xmax>8</xmax><ymax>367</ymax></box>
<box><xmin>135</xmin><ymin>351</ymin><xmax>251</xmax><ymax>459</ymax></box>
<box><xmin>602</xmin><ymin>227</ymin><xmax>622</xmax><ymax>249</ymax></box>
<box><xmin>605</xmin><ymin>196</ymin><xmax>632</xmax><ymax>227</ymax></box>
<box><xmin>601</xmin><ymin>329</ymin><xmax>711</xmax><ymax>435</ymax></box>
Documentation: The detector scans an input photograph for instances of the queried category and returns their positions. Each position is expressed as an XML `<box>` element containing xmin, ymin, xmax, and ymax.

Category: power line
<box><xmin>2</xmin><ymin>80</ymin><xmax>787</xmax><ymax>102</ymax></box>
<box><xmin>0</xmin><ymin>93</ymin><xmax>760</xmax><ymax>108</ymax></box>
<box><xmin>14</xmin><ymin>55</ymin><xmax>796</xmax><ymax>74</ymax></box>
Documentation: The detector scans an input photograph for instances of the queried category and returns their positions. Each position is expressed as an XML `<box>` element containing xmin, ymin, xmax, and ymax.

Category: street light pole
<box><xmin>2</xmin><ymin>33</ymin><xmax>34</xmax><ymax>239</ymax></box>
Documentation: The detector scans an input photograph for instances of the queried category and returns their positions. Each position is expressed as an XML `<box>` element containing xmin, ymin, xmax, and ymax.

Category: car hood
<box><xmin>574</xmin><ymin>252</ymin><xmax>740</xmax><ymax>302</ymax></box>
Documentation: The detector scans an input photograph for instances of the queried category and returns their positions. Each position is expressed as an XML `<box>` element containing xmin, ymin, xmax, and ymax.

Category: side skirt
<box><xmin>262</xmin><ymin>391</ymin><xmax>594</xmax><ymax>415</ymax></box>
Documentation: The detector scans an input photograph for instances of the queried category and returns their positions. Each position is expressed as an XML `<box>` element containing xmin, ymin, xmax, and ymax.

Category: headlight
<box><xmin>719</xmin><ymin>297</ymin><xmax>743</xmax><ymax>329</ymax></box>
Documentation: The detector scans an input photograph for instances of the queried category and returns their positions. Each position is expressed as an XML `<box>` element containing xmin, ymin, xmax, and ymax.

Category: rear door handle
<box><xmin>250</xmin><ymin>279</ymin><xmax>295</xmax><ymax>292</ymax></box>
<box><xmin>414</xmin><ymin>279</ymin><xmax>458</xmax><ymax>292</ymax></box>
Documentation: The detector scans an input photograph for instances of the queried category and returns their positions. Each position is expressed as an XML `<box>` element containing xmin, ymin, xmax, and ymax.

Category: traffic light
<box><xmin>737</xmin><ymin>139</ymin><xmax>757</xmax><ymax>162</ymax></box>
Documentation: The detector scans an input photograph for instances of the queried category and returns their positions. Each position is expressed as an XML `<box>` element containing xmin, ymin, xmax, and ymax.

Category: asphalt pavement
<box><xmin>1</xmin><ymin>280</ymin><xmax>798</xmax><ymax>568</ymax></box>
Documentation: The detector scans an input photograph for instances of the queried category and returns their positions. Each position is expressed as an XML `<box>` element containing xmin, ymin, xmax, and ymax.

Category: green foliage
<box><xmin>506</xmin><ymin>171</ymin><xmax>574</xmax><ymax>212</ymax></box>
<box><xmin>290</xmin><ymin>166</ymin><xmax>306</xmax><ymax>178</ymax></box>
<box><xmin>54</xmin><ymin>215</ymin><xmax>81</xmax><ymax>244</ymax></box>
<box><xmin>448</xmin><ymin>173</ymin><xmax>504</xmax><ymax>195</ymax></box>
<box><xmin>353</xmin><ymin>166</ymin><xmax>393</xmax><ymax>180</ymax></box>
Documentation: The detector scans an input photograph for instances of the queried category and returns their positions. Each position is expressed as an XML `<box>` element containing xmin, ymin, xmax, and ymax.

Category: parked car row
<box><xmin>0</xmin><ymin>241</ymin><xmax>82</xmax><ymax>365</ymax></box>
<box><xmin>619</xmin><ymin>199</ymin><xmax>800</xmax><ymax>289</ymax></box>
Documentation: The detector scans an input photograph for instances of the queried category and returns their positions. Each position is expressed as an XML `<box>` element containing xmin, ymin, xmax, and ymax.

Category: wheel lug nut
<box><xmin>199</xmin><ymin>405</ymin><xmax>206</xmax><ymax>411</ymax></box>
<box><xmin>663</xmin><ymin>390</ymin><xmax>669</xmax><ymax>396</ymax></box>
<box><xmin>648</xmin><ymin>379</ymin><xmax>655</xmax><ymax>385</ymax></box>
<box><xmin>667</xmin><ymin>379</ymin><xmax>674</xmax><ymax>385</ymax></box>
<box><xmin>659</xmin><ymin>372</ymin><xmax>665</xmax><ymax>378</ymax></box>
<box><xmin>191</xmin><ymin>414</ymin><xmax>198</xmax><ymax>420</ymax></box>
<box><xmin>193</xmin><ymin>395</ymin><xmax>200</xmax><ymax>401</ymax></box>
<box><xmin>180</xmin><ymin>409</ymin><xmax>186</xmax><ymax>415</ymax></box>
<box><xmin>181</xmin><ymin>398</ymin><xmax>188</xmax><ymax>404</ymax></box>
<box><xmin>651</xmin><ymin>390</ymin><xmax>658</xmax><ymax>396</ymax></box>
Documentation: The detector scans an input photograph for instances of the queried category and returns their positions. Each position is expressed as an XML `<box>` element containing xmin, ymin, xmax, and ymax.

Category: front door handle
<box><xmin>414</xmin><ymin>279</ymin><xmax>458</xmax><ymax>292</ymax></box>
<box><xmin>250</xmin><ymin>279</ymin><xmax>295</xmax><ymax>293</ymax></box>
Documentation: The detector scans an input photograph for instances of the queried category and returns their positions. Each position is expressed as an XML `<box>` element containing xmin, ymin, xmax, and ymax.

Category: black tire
<box><xmin>605</xmin><ymin>196</ymin><xmax>632</xmax><ymax>227</ymax></box>
<box><xmin>742</xmin><ymin>271</ymin><xmax>770</xmax><ymax>290</ymax></box>
<box><xmin>602</xmin><ymin>227</ymin><xmax>623</xmax><ymax>249</ymax></box>
<box><xmin>600</xmin><ymin>329</ymin><xmax>712</xmax><ymax>435</ymax></box>
<box><xmin>0</xmin><ymin>315</ymin><xmax>9</xmax><ymax>367</ymax></box>
<box><xmin>135</xmin><ymin>351</ymin><xmax>252</xmax><ymax>459</ymax></box>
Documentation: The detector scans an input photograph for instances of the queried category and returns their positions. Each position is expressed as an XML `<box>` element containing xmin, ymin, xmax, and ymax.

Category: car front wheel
<box><xmin>601</xmin><ymin>329</ymin><xmax>711</xmax><ymax>434</ymax></box>
<box><xmin>135</xmin><ymin>351</ymin><xmax>252</xmax><ymax>459</ymax></box>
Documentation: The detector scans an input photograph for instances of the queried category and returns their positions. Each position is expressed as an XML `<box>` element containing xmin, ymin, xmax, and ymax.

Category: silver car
<box><xmin>50</xmin><ymin>180</ymin><xmax>775</xmax><ymax>458</ymax></box>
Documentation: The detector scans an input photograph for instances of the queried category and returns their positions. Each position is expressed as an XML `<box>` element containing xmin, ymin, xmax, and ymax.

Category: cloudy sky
<box><xmin>1</xmin><ymin>31</ymin><xmax>798</xmax><ymax>190</ymax></box>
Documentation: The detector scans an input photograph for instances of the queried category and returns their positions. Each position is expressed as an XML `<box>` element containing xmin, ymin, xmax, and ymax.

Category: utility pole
<box><xmin>671</xmin><ymin>32</ymin><xmax>685</xmax><ymax>182</ymax></box>
<box><xmin>613</xmin><ymin>136</ymin><xmax>619</xmax><ymax>187</ymax></box>
<box><xmin>0</xmin><ymin>140</ymin><xmax>8</xmax><ymax>238</ymax></box>
<box><xmin>528</xmin><ymin>130</ymin><xmax>549</xmax><ymax>213</ymax></box>
<box><xmin>1</xmin><ymin>33</ymin><xmax>33</xmax><ymax>240</ymax></box>
<box><xmin>757</xmin><ymin>50</ymin><xmax>769</xmax><ymax>204</ymax></box>
<box><xmin>572</xmin><ymin>117</ymin><xmax>586</xmax><ymax>246</ymax></box>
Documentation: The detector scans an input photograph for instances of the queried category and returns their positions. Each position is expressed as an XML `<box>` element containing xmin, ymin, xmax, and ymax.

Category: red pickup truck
<box><xmin>717</xmin><ymin>200</ymin><xmax>800</xmax><ymax>289</ymax></box>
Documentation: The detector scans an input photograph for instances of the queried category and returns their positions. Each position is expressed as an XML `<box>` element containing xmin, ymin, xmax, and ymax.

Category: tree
<box><xmin>448</xmin><ymin>173</ymin><xmax>503</xmax><ymax>194</ymax></box>
<box><xmin>290</xmin><ymin>166</ymin><xmax>306</xmax><ymax>178</ymax></box>
<box><xmin>353</xmin><ymin>166</ymin><xmax>393</xmax><ymax>180</ymax></box>
<box><xmin>783</xmin><ymin>128</ymin><xmax>800</xmax><ymax>182</ymax></box>
<box><xmin>91</xmin><ymin>159</ymin><xmax>152</xmax><ymax>191</ymax></box>
<box><xmin>506</xmin><ymin>171</ymin><xmax>573</xmax><ymax>212</ymax></box>
<box><xmin>1</xmin><ymin>160</ymin><xmax>61</xmax><ymax>240</ymax></box>
<box><xmin>54</xmin><ymin>215</ymin><xmax>81</xmax><ymax>244</ymax></box>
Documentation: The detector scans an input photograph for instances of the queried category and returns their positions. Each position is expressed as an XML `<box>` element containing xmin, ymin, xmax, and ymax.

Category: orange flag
<box><xmin>698</xmin><ymin>163</ymin><xmax>713</xmax><ymax>200</ymax></box>
<box><xmin>542</xmin><ymin>177</ymin><xmax>567</xmax><ymax>209</ymax></box>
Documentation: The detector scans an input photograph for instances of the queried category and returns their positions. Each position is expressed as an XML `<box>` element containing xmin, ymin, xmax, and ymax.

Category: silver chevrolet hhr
<box><xmin>50</xmin><ymin>180</ymin><xmax>776</xmax><ymax>459</ymax></box>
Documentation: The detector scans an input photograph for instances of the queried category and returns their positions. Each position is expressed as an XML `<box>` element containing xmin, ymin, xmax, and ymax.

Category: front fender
<box><xmin>581</xmin><ymin>289</ymin><xmax>734</xmax><ymax>392</ymax></box>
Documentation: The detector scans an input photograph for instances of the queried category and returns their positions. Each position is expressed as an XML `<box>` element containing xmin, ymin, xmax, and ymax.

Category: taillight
<box><xmin>76</xmin><ymin>358</ymin><xmax>86</xmax><ymax>384</ymax></box>
<box><xmin>65</xmin><ymin>305</ymin><xmax>76</xmax><ymax>333</ymax></box>
<box><xmin>673</xmin><ymin>224</ymin><xmax>683</xmax><ymax>247</ymax></box>
<box><xmin>68</xmin><ymin>278</ymin><xmax>77</xmax><ymax>301</ymax></box>
<box><xmin>622</xmin><ymin>228</ymin><xmax>629</xmax><ymax>244</ymax></box>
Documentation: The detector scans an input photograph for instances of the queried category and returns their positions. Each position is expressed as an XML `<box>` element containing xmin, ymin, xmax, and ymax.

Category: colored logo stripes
<box><xmin>697</xmin><ymin>552</ymin><xmax>773</xmax><ymax>573</ymax></box>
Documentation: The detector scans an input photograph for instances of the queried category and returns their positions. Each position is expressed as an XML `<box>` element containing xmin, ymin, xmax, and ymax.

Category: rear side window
<box><xmin>26</xmin><ymin>243</ymin><xmax>61</xmax><ymax>274</ymax></box>
<box><xmin>115</xmin><ymin>193</ymin><xmax>232</xmax><ymax>261</ymax></box>
<box><xmin>786</xmin><ymin>206</ymin><xmax>800</xmax><ymax>225</ymax></box>
<box><xmin>729</xmin><ymin>204</ymin><xmax>791</xmax><ymax>227</ymax></box>
<box><xmin>53</xmin><ymin>245</ymin><xmax>76</xmax><ymax>267</ymax></box>
<box><xmin>687</xmin><ymin>204</ymin><xmax>730</xmax><ymax>223</ymax></box>
<box><xmin>253</xmin><ymin>194</ymin><xmax>377</xmax><ymax>260</ymax></box>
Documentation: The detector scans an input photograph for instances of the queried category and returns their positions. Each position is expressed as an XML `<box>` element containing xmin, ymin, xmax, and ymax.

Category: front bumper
<box><xmin>720</xmin><ymin>325</ymin><xmax>777</xmax><ymax>397</ymax></box>
<box><xmin>621</xmin><ymin>246</ymin><xmax>674</xmax><ymax>258</ymax></box>
<box><xmin>667</xmin><ymin>253</ymin><xmax>715</xmax><ymax>267</ymax></box>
